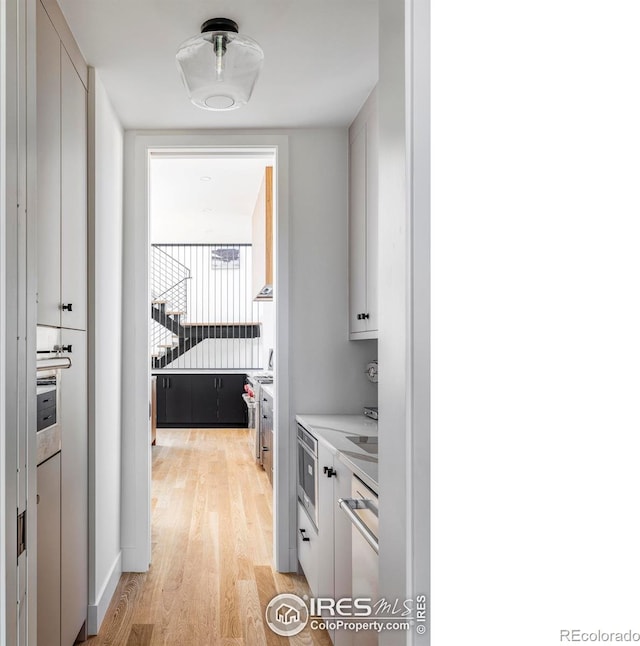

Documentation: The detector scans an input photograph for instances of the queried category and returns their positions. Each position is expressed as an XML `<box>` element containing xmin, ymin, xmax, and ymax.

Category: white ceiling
<box><xmin>57</xmin><ymin>0</ymin><xmax>379</xmax><ymax>130</ymax></box>
<box><xmin>150</xmin><ymin>156</ymin><xmax>269</xmax><ymax>244</ymax></box>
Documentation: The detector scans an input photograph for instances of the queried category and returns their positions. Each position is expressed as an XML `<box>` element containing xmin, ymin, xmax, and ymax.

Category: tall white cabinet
<box><xmin>349</xmin><ymin>87</ymin><xmax>378</xmax><ymax>340</ymax></box>
<box><xmin>60</xmin><ymin>50</ymin><xmax>88</xmax><ymax>331</ymax></box>
<box><xmin>36</xmin><ymin>0</ymin><xmax>87</xmax><ymax>331</ymax></box>
<box><xmin>59</xmin><ymin>329</ymin><xmax>88</xmax><ymax>646</ymax></box>
<box><xmin>36</xmin><ymin>1</ymin><xmax>88</xmax><ymax>644</ymax></box>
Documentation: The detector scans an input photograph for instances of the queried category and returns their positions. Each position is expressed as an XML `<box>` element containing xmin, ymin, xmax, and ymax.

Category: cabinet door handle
<box><xmin>299</xmin><ymin>528</ymin><xmax>310</xmax><ymax>542</ymax></box>
<box><xmin>61</xmin><ymin>303</ymin><xmax>73</xmax><ymax>311</ymax></box>
<box><xmin>262</xmin><ymin>446</ymin><xmax>269</xmax><ymax>451</ymax></box>
<box><xmin>62</xmin><ymin>344</ymin><xmax>72</xmax><ymax>353</ymax></box>
<box><xmin>323</xmin><ymin>466</ymin><xmax>336</xmax><ymax>478</ymax></box>
<box><xmin>363</xmin><ymin>313</ymin><xmax>370</xmax><ymax>320</ymax></box>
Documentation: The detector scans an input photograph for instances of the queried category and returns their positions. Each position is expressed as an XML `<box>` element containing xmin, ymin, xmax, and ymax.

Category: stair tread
<box><xmin>151</xmin><ymin>299</ymin><xmax>167</xmax><ymax>304</ymax></box>
<box><xmin>165</xmin><ymin>311</ymin><xmax>186</xmax><ymax>315</ymax></box>
<box><xmin>181</xmin><ymin>321</ymin><xmax>260</xmax><ymax>326</ymax></box>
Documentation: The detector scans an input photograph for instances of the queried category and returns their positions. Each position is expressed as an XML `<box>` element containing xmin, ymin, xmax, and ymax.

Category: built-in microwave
<box><xmin>297</xmin><ymin>424</ymin><xmax>318</xmax><ymax>530</ymax></box>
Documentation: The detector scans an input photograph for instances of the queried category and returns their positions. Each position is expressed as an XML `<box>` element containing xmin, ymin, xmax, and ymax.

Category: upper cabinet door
<box><xmin>364</xmin><ymin>103</ymin><xmax>378</xmax><ymax>334</ymax></box>
<box><xmin>60</xmin><ymin>49</ymin><xmax>87</xmax><ymax>330</ymax></box>
<box><xmin>349</xmin><ymin>87</ymin><xmax>378</xmax><ymax>339</ymax></box>
<box><xmin>349</xmin><ymin>124</ymin><xmax>368</xmax><ymax>336</ymax></box>
<box><xmin>36</xmin><ymin>2</ymin><xmax>62</xmax><ymax>327</ymax></box>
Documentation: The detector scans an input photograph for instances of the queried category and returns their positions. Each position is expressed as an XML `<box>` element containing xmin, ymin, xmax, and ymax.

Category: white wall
<box><xmin>377</xmin><ymin>2</ymin><xmax>412</xmax><ymax>643</ymax></box>
<box><xmin>408</xmin><ymin>0</ymin><xmax>430</xmax><ymax>643</ymax></box>
<box><xmin>289</xmin><ymin>130</ymin><xmax>378</xmax><ymax>414</ymax></box>
<box><xmin>87</xmin><ymin>68</ymin><xmax>124</xmax><ymax>635</ymax></box>
<box><xmin>259</xmin><ymin>300</ymin><xmax>275</xmax><ymax>371</ymax></box>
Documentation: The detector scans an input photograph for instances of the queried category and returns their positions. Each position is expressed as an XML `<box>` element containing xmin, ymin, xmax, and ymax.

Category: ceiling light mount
<box><xmin>201</xmin><ymin>18</ymin><xmax>238</xmax><ymax>34</ymax></box>
<box><xmin>176</xmin><ymin>16</ymin><xmax>263</xmax><ymax>112</ymax></box>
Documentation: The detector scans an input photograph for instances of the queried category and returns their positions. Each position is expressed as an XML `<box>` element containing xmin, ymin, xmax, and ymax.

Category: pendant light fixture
<box><xmin>176</xmin><ymin>18</ymin><xmax>264</xmax><ymax>111</ymax></box>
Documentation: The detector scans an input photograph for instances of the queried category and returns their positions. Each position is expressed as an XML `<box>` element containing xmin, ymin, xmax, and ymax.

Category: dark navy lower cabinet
<box><xmin>156</xmin><ymin>373</ymin><xmax>247</xmax><ymax>428</ymax></box>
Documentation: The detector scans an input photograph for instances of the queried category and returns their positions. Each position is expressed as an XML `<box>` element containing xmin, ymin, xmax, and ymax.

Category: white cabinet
<box><xmin>60</xmin><ymin>48</ymin><xmax>87</xmax><ymax>330</ymax></box>
<box><xmin>36</xmin><ymin>0</ymin><xmax>87</xmax><ymax>330</ymax></box>
<box><xmin>349</xmin><ymin>88</ymin><xmax>378</xmax><ymax>340</ymax></box>
<box><xmin>59</xmin><ymin>329</ymin><xmax>88</xmax><ymax>645</ymax></box>
<box><xmin>37</xmin><ymin>453</ymin><xmax>61</xmax><ymax>646</ymax></box>
<box><xmin>297</xmin><ymin>501</ymin><xmax>320</xmax><ymax>596</ymax></box>
<box><xmin>297</xmin><ymin>441</ymin><xmax>353</xmax><ymax>644</ymax></box>
<box><xmin>36</xmin><ymin>0</ymin><xmax>62</xmax><ymax>328</ymax></box>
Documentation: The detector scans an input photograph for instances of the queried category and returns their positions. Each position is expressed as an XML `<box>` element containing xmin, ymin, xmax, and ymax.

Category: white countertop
<box><xmin>151</xmin><ymin>369</ymin><xmax>256</xmax><ymax>375</ymax></box>
<box><xmin>295</xmin><ymin>414</ymin><xmax>378</xmax><ymax>492</ymax></box>
<box><xmin>260</xmin><ymin>383</ymin><xmax>274</xmax><ymax>399</ymax></box>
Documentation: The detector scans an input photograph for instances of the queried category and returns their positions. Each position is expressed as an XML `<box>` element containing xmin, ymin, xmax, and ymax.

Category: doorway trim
<box><xmin>121</xmin><ymin>132</ymin><xmax>291</xmax><ymax>572</ymax></box>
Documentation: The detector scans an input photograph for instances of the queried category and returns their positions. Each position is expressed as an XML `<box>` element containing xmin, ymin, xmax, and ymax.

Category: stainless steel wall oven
<box><xmin>297</xmin><ymin>423</ymin><xmax>318</xmax><ymax>529</ymax></box>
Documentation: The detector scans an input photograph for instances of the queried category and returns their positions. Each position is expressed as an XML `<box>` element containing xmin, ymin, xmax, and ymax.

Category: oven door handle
<box><xmin>338</xmin><ymin>498</ymin><xmax>379</xmax><ymax>554</ymax></box>
<box><xmin>37</xmin><ymin>356</ymin><xmax>72</xmax><ymax>372</ymax></box>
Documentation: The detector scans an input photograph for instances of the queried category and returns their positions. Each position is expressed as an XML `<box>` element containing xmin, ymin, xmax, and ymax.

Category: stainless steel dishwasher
<box><xmin>339</xmin><ymin>474</ymin><xmax>379</xmax><ymax>645</ymax></box>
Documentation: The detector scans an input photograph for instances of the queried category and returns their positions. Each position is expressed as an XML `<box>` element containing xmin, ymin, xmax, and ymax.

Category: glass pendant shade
<box><xmin>176</xmin><ymin>19</ymin><xmax>264</xmax><ymax>111</ymax></box>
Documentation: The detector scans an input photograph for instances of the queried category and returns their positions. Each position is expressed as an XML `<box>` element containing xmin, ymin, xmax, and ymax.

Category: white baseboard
<box><xmin>87</xmin><ymin>551</ymin><xmax>122</xmax><ymax>635</ymax></box>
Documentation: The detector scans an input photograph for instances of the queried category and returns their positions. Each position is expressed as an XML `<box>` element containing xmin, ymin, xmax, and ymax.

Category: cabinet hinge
<box><xmin>17</xmin><ymin>510</ymin><xmax>26</xmax><ymax>559</ymax></box>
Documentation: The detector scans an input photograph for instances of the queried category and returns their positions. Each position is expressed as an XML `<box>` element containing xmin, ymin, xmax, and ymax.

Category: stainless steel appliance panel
<box><xmin>339</xmin><ymin>475</ymin><xmax>379</xmax><ymax>646</ymax></box>
<box><xmin>297</xmin><ymin>424</ymin><xmax>319</xmax><ymax>529</ymax></box>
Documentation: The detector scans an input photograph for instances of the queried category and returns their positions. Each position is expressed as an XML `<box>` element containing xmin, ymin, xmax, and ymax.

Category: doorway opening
<box><xmin>147</xmin><ymin>147</ymin><xmax>279</xmax><ymax>564</ymax></box>
<box><xmin>123</xmin><ymin>134</ymin><xmax>292</xmax><ymax>577</ymax></box>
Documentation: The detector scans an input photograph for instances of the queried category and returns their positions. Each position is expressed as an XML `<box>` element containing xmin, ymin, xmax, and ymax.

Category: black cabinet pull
<box><xmin>61</xmin><ymin>303</ymin><xmax>73</xmax><ymax>311</ymax></box>
<box><xmin>299</xmin><ymin>528</ymin><xmax>310</xmax><ymax>542</ymax></box>
<box><xmin>363</xmin><ymin>313</ymin><xmax>370</xmax><ymax>319</ymax></box>
<box><xmin>263</xmin><ymin>414</ymin><xmax>268</xmax><ymax>419</ymax></box>
<box><xmin>62</xmin><ymin>344</ymin><xmax>72</xmax><ymax>353</ymax></box>
<box><xmin>262</xmin><ymin>446</ymin><xmax>269</xmax><ymax>452</ymax></box>
<box><xmin>323</xmin><ymin>466</ymin><xmax>336</xmax><ymax>478</ymax></box>
<box><xmin>357</xmin><ymin>313</ymin><xmax>362</xmax><ymax>320</ymax></box>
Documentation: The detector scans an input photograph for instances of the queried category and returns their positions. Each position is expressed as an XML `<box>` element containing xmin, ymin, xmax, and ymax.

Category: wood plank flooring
<box><xmin>86</xmin><ymin>429</ymin><xmax>331</xmax><ymax>646</ymax></box>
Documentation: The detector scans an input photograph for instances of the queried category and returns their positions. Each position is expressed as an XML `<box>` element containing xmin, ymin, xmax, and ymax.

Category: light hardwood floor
<box><xmin>86</xmin><ymin>429</ymin><xmax>332</xmax><ymax>646</ymax></box>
